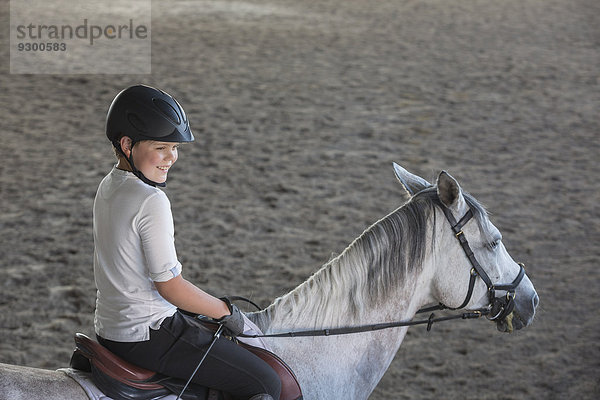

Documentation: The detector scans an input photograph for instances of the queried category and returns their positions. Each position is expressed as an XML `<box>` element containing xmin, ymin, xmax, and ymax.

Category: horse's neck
<box><xmin>250</xmin><ymin>248</ymin><xmax>434</xmax><ymax>399</ymax></box>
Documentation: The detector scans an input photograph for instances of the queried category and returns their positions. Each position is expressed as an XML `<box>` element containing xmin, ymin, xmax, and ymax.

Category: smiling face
<box><xmin>132</xmin><ymin>140</ymin><xmax>179</xmax><ymax>184</ymax></box>
<box><xmin>118</xmin><ymin>137</ymin><xmax>179</xmax><ymax>184</ymax></box>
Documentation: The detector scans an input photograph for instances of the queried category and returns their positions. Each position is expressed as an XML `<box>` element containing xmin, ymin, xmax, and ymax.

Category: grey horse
<box><xmin>0</xmin><ymin>164</ymin><xmax>538</xmax><ymax>400</ymax></box>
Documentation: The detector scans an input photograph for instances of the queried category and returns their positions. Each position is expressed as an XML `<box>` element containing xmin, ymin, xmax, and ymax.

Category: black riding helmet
<box><xmin>106</xmin><ymin>84</ymin><xmax>194</xmax><ymax>186</ymax></box>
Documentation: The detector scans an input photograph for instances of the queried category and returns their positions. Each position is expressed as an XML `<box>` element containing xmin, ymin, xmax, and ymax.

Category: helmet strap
<box><xmin>114</xmin><ymin>140</ymin><xmax>166</xmax><ymax>188</ymax></box>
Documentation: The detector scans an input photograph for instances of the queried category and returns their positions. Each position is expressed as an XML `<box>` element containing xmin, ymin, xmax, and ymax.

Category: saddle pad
<box><xmin>59</xmin><ymin>368</ymin><xmax>141</xmax><ymax>400</ymax></box>
<box><xmin>238</xmin><ymin>315</ymin><xmax>273</xmax><ymax>351</ymax></box>
<box><xmin>60</xmin><ymin>368</ymin><xmax>222</xmax><ymax>400</ymax></box>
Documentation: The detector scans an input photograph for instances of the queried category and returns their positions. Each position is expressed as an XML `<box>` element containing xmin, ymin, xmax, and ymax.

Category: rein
<box><xmin>233</xmin><ymin>200</ymin><xmax>525</xmax><ymax>339</ymax></box>
<box><xmin>239</xmin><ymin>308</ymin><xmax>490</xmax><ymax>339</ymax></box>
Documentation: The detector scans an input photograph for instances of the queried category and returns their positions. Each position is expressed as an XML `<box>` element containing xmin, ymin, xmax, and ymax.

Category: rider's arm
<box><xmin>154</xmin><ymin>275</ymin><xmax>230</xmax><ymax>319</ymax></box>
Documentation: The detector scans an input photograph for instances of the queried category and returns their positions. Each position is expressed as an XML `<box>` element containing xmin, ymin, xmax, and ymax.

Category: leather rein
<box><xmin>238</xmin><ymin>202</ymin><xmax>526</xmax><ymax>339</ymax></box>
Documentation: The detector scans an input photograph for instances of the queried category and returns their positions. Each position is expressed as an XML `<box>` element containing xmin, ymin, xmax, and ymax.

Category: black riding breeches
<box><xmin>97</xmin><ymin>311</ymin><xmax>281</xmax><ymax>400</ymax></box>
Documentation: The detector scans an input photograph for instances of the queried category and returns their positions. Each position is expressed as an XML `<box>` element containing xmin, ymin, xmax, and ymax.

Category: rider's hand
<box><xmin>217</xmin><ymin>298</ymin><xmax>245</xmax><ymax>337</ymax></box>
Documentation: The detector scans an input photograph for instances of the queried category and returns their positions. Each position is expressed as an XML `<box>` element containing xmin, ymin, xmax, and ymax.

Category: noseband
<box><xmin>434</xmin><ymin>203</ymin><xmax>526</xmax><ymax>321</ymax></box>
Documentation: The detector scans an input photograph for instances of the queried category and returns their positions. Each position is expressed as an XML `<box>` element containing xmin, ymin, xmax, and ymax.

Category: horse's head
<box><xmin>393</xmin><ymin>163</ymin><xmax>539</xmax><ymax>333</ymax></box>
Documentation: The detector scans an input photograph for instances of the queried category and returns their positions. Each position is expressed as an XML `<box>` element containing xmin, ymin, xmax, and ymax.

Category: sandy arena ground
<box><xmin>0</xmin><ymin>0</ymin><xmax>598</xmax><ymax>398</ymax></box>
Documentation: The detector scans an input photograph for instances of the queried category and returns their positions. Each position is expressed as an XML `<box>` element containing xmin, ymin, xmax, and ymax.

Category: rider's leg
<box><xmin>99</xmin><ymin>311</ymin><xmax>281</xmax><ymax>400</ymax></box>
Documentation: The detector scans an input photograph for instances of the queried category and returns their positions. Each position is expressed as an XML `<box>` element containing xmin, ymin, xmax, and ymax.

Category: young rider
<box><xmin>93</xmin><ymin>84</ymin><xmax>281</xmax><ymax>400</ymax></box>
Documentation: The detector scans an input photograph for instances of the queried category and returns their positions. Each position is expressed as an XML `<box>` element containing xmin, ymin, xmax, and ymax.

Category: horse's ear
<box><xmin>436</xmin><ymin>170</ymin><xmax>466</xmax><ymax>213</ymax></box>
<box><xmin>393</xmin><ymin>162</ymin><xmax>431</xmax><ymax>196</ymax></box>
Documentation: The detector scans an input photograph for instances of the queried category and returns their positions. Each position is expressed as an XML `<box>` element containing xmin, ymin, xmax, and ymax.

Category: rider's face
<box><xmin>120</xmin><ymin>138</ymin><xmax>179</xmax><ymax>184</ymax></box>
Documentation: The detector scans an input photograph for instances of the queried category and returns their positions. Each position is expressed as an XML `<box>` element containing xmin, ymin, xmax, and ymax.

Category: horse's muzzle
<box><xmin>495</xmin><ymin>291</ymin><xmax>539</xmax><ymax>333</ymax></box>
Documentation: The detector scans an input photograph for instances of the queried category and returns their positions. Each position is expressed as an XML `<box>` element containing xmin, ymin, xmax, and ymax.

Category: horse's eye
<box><xmin>490</xmin><ymin>239</ymin><xmax>501</xmax><ymax>249</ymax></box>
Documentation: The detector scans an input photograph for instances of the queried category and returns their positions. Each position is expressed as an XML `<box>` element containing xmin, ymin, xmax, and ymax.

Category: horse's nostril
<box><xmin>532</xmin><ymin>294</ymin><xmax>539</xmax><ymax>309</ymax></box>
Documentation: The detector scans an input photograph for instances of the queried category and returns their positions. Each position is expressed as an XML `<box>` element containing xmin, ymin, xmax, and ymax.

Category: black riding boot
<box><xmin>248</xmin><ymin>395</ymin><xmax>274</xmax><ymax>400</ymax></box>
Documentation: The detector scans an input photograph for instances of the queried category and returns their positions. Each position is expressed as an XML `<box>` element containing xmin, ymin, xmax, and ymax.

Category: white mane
<box><xmin>250</xmin><ymin>188</ymin><xmax>495</xmax><ymax>333</ymax></box>
<box><xmin>252</xmin><ymin>192</ymin><xmax>441</xmax><ymax>331</ymax></box>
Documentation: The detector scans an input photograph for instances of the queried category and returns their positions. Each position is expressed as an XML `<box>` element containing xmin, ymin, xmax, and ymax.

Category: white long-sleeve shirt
<box><xmin>93</xmin><ymin>167</ymin><xmax>181</xmax><ymax>342</ymax></box>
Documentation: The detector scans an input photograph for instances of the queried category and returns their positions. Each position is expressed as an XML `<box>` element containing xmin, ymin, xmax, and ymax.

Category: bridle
<box><xmin>238</xmin><ymin>200</ymin><xmax>526</xmax><ymax>339</ymax></box>
<box><xmin>423</xmin><ymin>201</ymin><xmax>526</xmax><ymax>322</ymax></box>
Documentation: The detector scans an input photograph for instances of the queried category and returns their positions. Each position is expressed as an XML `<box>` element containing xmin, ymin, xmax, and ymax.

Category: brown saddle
<box><xmin>71</xmin><ymin>332</ymin><xmax>302</xmax><ymax>400</ymax></box>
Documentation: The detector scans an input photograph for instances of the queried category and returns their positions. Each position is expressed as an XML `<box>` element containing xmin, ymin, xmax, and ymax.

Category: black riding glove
<box><xmin>217</xmin><ymin>297</ymin><xmax>245</xmax><ymax>337</ymax></box>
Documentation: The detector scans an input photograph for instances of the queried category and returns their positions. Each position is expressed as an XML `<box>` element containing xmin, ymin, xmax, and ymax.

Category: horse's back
<box><xmin>0</xmin><ymin>362</ymin><xmax>87</xmax><ymax>400</ymax></box>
